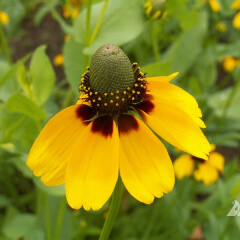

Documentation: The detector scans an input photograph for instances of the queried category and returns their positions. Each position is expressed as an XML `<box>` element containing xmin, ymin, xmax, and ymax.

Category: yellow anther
<box><xmin>135</xmin><ymin>84</ymin><xmax>138</xmax><ymax>87</ymax></box>
<box><xmin>116</xmin><ymin>103</ymin><xmax>119</xmax><ymax>106</ymax></box>
<box><xmin>89</xmin><ymin>92</ymin><xmax>93</xmax><ymax>96</ymax></box>
<box><xmin>140</xmin><ymin>72</ymin><xmax>144</xmax><ymax>76</ymax></box>
<box><xmin>87</xmin><ymin>66</ymin><xmax>90</xmax><ymax>69</ymax></box>
<box><xmin>88</xmin><ymin>100</ymin><xmax>91</xmax><ymax>104</ymax></box>
<box><xmin>123</xmin><ymin>91</ymin><xmax>127</xmax><ymax>94</ymax></box>
<box><xmin>110</xmin><ymin>92</ymin><xmax>114</xmax><ymax>96</ymax></box>
<box><xmin>127</xmin><ymin>87</ymin><xmax>130</xmax><ymax>90</ymax></box>
<box><xmin>98</xmin><ymin>97</ymin><xmax>102</xmax><ymax>101</ymax></box>
<box><xmin>93</xmin><ymin>99</ymin><xmax>96</xmax><ymax>102</ymax></box>
<box><xmin>88</xmin><ymin>87</ymin><xmax>91</xmax><ymax>90</ymax></box>
<box><xmin>138</xmin><ymin>67</ymin><xmax>141</xmax><ymax>70</ymax></box>
<box><xmin>132</xmin><ymin>90</ymin><xmax>135</xmax><ymax>94</ymax></box>
<box><xmin>140</xmin><ymin>85</ymin><xmax>144</xmax><ymax>88</ymax></box>
<box><xmin>132</xmin><ymin>97</ymin><xmax>135</xmax><ymax>100</ymax></box>
<box><xmin>122</xmin><ymin>98</ymin><xmax>125</xmax><ymax>102</ymax></box>
<box><xmin>104</xmin><ymin>93</ymin><xmax>108</xmax><ymax>96</ymax></box>
<box><xmin>137</xmin><ymin>91</ymin><xmax>140</xmax><ymax>94</ymax></box>
<box><xmin>104</xmin><ymin>103</ymin><xmax>108</xmax><ymax>106</ymax></box>
<box><xmin>116</xmin><ymin>96</ymin><xmax>119</xmax><ymax>100</ymax></box>
<box><xmin>128</xmin><ymin>95</ymin><xmax>131</xmax><ymax>98</ymax></box>
<box><xmin>116</xmin><ymin>90</ymin><xmax>119</xmax><ymax>94</ymax></box>
<box><xmin>97</xmin><ymin>104</ymin><xmax>100</xmax><ymax>107</ymax></box>
<box><xmin>110</xmin><ymin>100</ymin><xmax>113</xmax><ymax>103</ymax></box>
<box><xmin>83</xmin><ymin>86</ymin><xmax>87</xmax><ymax>89</ymax></box>
<box><xmin>95</xmin><ymin>92</ymin><xmax>98</xmax><ymax>95</ymax></box>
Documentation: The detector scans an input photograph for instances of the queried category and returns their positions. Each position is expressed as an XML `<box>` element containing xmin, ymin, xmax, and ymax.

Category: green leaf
<box><xmin>142</xmin><ymin>60</ymin><xmax>172</xmax><ymax>77</ymax></box>
<box><xmin>63</xmin><ymin>37</ymin><xmax>84</xmax><ymax>96</ymax></box>
<box><xmin>30</xmin><ymin>45</ymin><xmax>56</xmax><ymax>105</ymax></box>
<box><xmin>73</xmin><ymin>0</ymin><xmax>145</xmax><ymax>55</ymax></box>
<box><xmin>7</xmin><ymin>93</ymin><xmax>46</xmax><ymax>120</ymax></box>
<box><xmin>167</xmin><ymin>0</ymin><xmax>199</xmax><ymax>30</ymax></box>
<box><xmin>2</xmin><ymin>214</ymin><xmax>37</xmax><ymax>240</ymax></box>
<box><xmin>170</xmin><ymin>11</ymin><xmax>208</xmax><ymax>77</ymax></box>
<box><xmin>208</xmin><ymin>86</ymin><xmax>240</xmax><ymax>119</ymax></box>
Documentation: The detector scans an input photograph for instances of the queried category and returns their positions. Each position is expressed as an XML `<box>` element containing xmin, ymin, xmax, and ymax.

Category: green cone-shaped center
<box><xmin>89</xmin><ymin>44</ymin><xmax>135</xmax><ymax>93</ymax></box>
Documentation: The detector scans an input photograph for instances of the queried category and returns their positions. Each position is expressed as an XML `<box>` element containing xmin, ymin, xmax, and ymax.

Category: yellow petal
<box><xmin>146</xmin><ymin>72</ymin><xmax>179</xmax><ymax>83</ymax></box>
<box><xmin>27</xmin><ymin>104</ymin><xmax>95</xmax><ymax>186</ymax></box>
<box><xmin>137</xmin><ymin>100</ymin><xmax>211</xmax><ymax>160</ymax></box>
<box><xmin>65</xmin><ymin>115</ymin><xmax>119</xmax><ymax>211</ymax></box>
<box><xmin>233</xmin><ymin>12</ymin><xmax>240</xmax><ymax>29</ymax></box>
<box><xmin>207</xmin><ymin>152</ymin><xmax>225</xmax><ymax>173</ymax></box>
<box><xmin>118</xmin><ymin>114</ymin><xmax>174</xmax><ymax>204</ymax></box>
<box><xmin>209</xmin><ymin>0</ymin><xmax>221</xmax><ymax>12</ymax></box>
<box><xmin>146</xmin><ymin>80</ymin><xmax>205</xmax><ymax>128</ymax></box>
<box><xmin>173</xmin><ymin>154</ymin><xmax>194</xmax><ymax>180</ymax></box>
<box><xmin>194</xmin><ymin>163</ymin><xmax>219</xmax><ymax>185</ymax></box>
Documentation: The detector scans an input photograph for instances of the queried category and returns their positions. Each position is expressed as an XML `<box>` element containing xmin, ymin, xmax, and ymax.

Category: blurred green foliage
<box><xmin>0</xmin><ymin>0</ymin><xmax>240</xmax><ymax>239</ymax></box>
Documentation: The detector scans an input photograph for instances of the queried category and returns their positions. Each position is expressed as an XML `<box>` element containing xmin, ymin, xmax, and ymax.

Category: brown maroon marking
<box><xmin>192</xmin><ymin>156</ymin><xmax>205</xmax><ymax>163</ymax></box>
<box><xmin>76</xmin><ymin>105</ymin><xmax>96</xmax><ymax>125</ymax></box>
<box><xmin>118</xmin><ymin>114</ymin><xmax>139</xmax><ymax>135</ymax></box>
<box><xmin>91</xmin><ymin>115</ymin><xmax>114</xmax><ymax>137</ymax></box>
<box><xmin>135</xmin><ymin>100</ymin><xmax>154</xmax><ymax>114</ymax></box>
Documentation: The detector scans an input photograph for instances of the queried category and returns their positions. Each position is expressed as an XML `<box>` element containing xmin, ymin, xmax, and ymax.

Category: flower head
<box><xmin>174</xmin><ymin>145</ymin><xmax>224</xmax><ymax>185</ymax></box>
<box><xmin>27</xmin><ymin>44</ymin><xmax>210</xmax><ymax>210</ymax></box>
<box><xmin>223</xmin><ymin>56</ymin><xmax>238</xmax><ymax>72</ymax></box>
<box><xmin>53</xmin><ymin>53</ymin><xmax>64</xmax><ymax>66</ymax></box>
<box><xmin>0</xmin><ymin>11</ymin><xmax>9</xmax><ymax>25</ymax></box>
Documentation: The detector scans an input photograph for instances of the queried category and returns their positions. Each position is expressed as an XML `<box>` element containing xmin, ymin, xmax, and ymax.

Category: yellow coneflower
<box><xmin>27</xmin><ymin>44</ymin><xmax>210</xmax><ymax>210</ymax></box>
<box><xmin>174</xmin><ymin>145</ymin><xmax>224</xmax><ymax>185</ymax></box>
<box><xmin>0</xmin><ymin>11</ymin><xmax>9</xmax><ymax>24</ymax></box>
<box><xmin>144</xmin><ymin>0</ymin><xmax>167</xmax><ymax>20</ymax></box>
<box><xmin>209</xmin><ymin>0</ymin><xmax>221</xmax><ymax>12</ymax></box>
<box><xmin>223</xmin><ymin>56</ymin><xmax>237</xmax><ymax>72</ymax></box>
<box><xmin>53</xmin><ymin>53</ymin><xmax>64</xmax><ymax>66</ymax></box>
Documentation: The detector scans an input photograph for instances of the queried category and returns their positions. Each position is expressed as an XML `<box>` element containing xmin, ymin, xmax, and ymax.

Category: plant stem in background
<box><xmin>151</xmin><ymin>21</ymin><xmax>160</xmax><ymax>62</ymax></box>
<box><xmin>44</xmin><ymin>193</ymin><xmax>52</xmax><ymax>240</ymax></box>
<box><xmin>0</xmin><ymin>22</ymin><xmax>12</xmax><ymax>65</ymax></box>
<box><xmin>99</xmin><ymin>178</ymin><xmax>124</xmax><ymax>240</ymax></box>
<box><xmin>89</xmin><ymin>0</ymin><xmax>109</xmax><ymax>45</ymax></box>
<box><xmin>53</xmin><ymin>197</ymin><xmax>67</xmax><ymax>240</ymax></box>
<box><xmin>83</xmin><ymin>0</ymin><xmax>92</xmax><ymax>70</ymax></box>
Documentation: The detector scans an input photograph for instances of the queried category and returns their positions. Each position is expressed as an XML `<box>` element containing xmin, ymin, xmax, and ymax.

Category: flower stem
<box><xmin>44</xmin><ymin>193</ymin><xmax>52</xmax><ymax>240</ymax></box>
<box><xmin>0</xmin><ymin>22</ymin><xmax>12</xmax><ymax>64</ymax></box>
<box><xmin>83</xmin><ymin>0</ymin><xmax>92</xmax><ymax>70</ymax></box>
<box><xmin>99</xmin><ymin>178</ymin><xmax>124</xmax><ymax>240</ymax></box>
<box><xmin>53</xmin><ymin>197</ymin><xmax>66</xmax><ymax>240</ymax></box>
<box><xmin>89</xmin><ymin>0</ymin><xmax>109</xmax><ymax>45</ymax></box>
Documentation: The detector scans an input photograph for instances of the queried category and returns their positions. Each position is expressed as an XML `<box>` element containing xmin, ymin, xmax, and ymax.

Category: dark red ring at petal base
<box><xmin>91</xmin><ymin>115</ymin><xmax>114</xmax><ymax>137</ymax></box>
<box><xmin>118</xmin><ymin>114</ymin><xmax>139</xmax><ymax>135</ymax></box>
<box><xmin>76</xmin><ymin>104</ymin><xmax>96</xmax><ymax>125</ymax></box>
<box><xmin>135</xmin><ymin>100</ymin><xmax>154</xmax><ymax>114</ymax></box>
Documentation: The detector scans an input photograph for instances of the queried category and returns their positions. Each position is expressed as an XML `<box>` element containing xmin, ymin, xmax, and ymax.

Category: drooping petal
<box><xmin>146</xmin><ymin>79</ymin><xmax>205</xmax><ymax>128</ymax></box>
<box><xmin>65</xmin><ymin>115</ymin><xmax>119</xmax><ymax>211</ymax></box>
<box><xmin>194</xmin><ymin>163</ymin><xmax>219</xmax><ymax>185</ymax></box>
<box><xmin>173</xmin><ymin>154</ymin><xmax>194</xmax><ymax>180</ymax></box>
<box><xmin>27</xmin><ymin>104</ymin><xmax>96</xmax><ymax>186</ymax></box>
<box><xmin>208</xmin><ymin>152</ymin><xmax>225</xmax><ymax>173</ymax></box>
<box><xmin>137</xmin><ymin>100</ymin><xmax>211</xmax><ymax>160</ymax></box>
<box><xmin>118</xmin><ymin>114</ymin><xmax>174</xmax><ymax>204</ymax></box>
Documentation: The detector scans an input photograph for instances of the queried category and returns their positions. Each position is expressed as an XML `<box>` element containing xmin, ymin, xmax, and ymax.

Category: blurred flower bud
<box><xmin>144</xmin><ymin>0</ymin><xmax>167</xmax><ymax>20</ymax></box>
